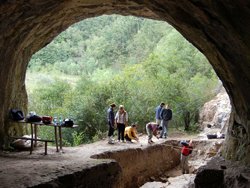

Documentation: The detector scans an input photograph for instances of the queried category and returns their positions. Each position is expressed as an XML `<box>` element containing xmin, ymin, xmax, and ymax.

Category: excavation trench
<box><xmin>91</xmin><ymin>139</ymin><xmax>222</xmax><ymax>188</ymax></box>
<box><xmin>91</xmin><ymin>142</ymin><xmax>180</xmax><ymax>187</ymax></box>
<box><xmin>0</xmin><ymin>139</ymin><xmax>221</xmax><ymax>188</ymax></box>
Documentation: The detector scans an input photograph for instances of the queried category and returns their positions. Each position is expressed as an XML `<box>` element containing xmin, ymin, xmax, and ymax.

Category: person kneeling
<box><xmin>124</xmin><ymin>124</ymin><xmax>139</xmax><ymax>143</ymax></box>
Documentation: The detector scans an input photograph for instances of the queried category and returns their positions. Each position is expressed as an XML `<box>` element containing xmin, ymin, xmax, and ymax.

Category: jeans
<box><xmin>181</xmin><ymin>154</ymin><xmax>189</xmax><ymax>174</ymax></box>
<box><xmin>156</xmin><ymin>119</ymin><xmax>161</xmax><ymax>126</ymax></box>
<box><xmin>160</xmin><ymin>120</ymin><xmax>169</xmax><ymax>138</ymax></box>
<box><xmin>146</xmin><ymin>124</ymin><xmax>153</xmax><ymax>141</ymax></box>
<box><xmin>117</xmin><ymin>123</ymin><xmax>125</xmax><ymax>141</ymax></box>
<box><xmin>108</xmin><ymin>121</ymin><xmax>115</xmax><ymax>137</ymax></box>
<box><xmin>124</xmin><ymin>134</ymin><xmax>131</xmax><ymax>142</ymax></box>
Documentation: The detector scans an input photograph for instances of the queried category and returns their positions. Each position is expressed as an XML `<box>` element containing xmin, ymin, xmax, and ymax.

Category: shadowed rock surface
<box><xmin>194</xmin><ymin>156</ymin><xmax>250</xmax><ymax>188</ymax></box>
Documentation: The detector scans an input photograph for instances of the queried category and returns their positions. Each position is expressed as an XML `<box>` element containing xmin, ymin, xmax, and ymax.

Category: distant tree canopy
<box><xmin>29</xmin><ymin>15</ymin><xmax>171</xmax><ymax>75</ymax></box>
<box><xmin>27</xmin><ymin>15</ymin><xmax>219</xmax><ymax>145</ymax></box>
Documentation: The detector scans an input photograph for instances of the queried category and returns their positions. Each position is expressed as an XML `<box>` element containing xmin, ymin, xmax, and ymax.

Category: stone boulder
<box><xmin>194</xmin><ymin>156</ymin><xmax>250</xmax><ymax>188</ymax></box>
<box><xmin>199</xmin><ymin>88</ymin><xmax>231</xmax><ymax>133</ymax></box>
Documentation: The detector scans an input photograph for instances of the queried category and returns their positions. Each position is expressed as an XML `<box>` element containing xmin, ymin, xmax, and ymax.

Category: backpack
<box><xmin>42</xmin><ymin>116</ymin><xmax>53</xmax><ymax>124</ymax></box>
<box><xmin>26</xmin><ymin>114</ymin><xmax>42</xmax><ymax>122</ymax></box>
<box><xmin>61</xmin><ymin>119</ymin><xmax>74</xmax><ymax>127</ymax></box>
<box><xmin>9</xmin><ymin>109</ymin><xmax>24</xmax><ymax>121</ymax></box>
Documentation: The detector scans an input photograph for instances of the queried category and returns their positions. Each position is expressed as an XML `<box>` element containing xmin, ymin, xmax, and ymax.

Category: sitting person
<box><xmin>124</xmin><ymin>124</ymin><xmax>139</xmax><ymax>143</ymax></box>
<box><xmin>145</xmin><ymin>122</ymin><xmax>162</xmax><ymax>144</ymax></box>
<box><xmin>180</xmin><ymin>139</ymin><xmax>193</xmax><ymax>174</ymax></box>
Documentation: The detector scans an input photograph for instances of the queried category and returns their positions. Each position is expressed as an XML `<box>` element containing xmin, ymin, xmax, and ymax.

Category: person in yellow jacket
<box><xmin>124</xmin><ymin>124</ymin><xmax>139</xmax><ymax>143</ymax></box>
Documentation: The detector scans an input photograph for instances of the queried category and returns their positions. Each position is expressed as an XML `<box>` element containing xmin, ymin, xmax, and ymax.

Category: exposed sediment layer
<box><xmin>30</xmin><ymin>161</ymin><xmax>122</xmax><ymax>188</ymax></box>
<box><xmin>92</xmin><ymin>144</ymin><xmax>180</xmax><ymax>187</ymax></box>
<box><xmin>0</xmin><ymin>139</ymin><xmax>179</xmax><ymax>188</ymax></box>
<box><xmin>2</xmin><ymin>138</ymin><xmax>240</xmax><ymax>188</ymax></box>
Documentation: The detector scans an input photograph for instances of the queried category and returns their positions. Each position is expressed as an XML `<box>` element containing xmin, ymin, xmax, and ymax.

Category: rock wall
<box><xmin>0</xmin><ymin>1</ymin><xmax>250</xmax><ymax>163</ymax></box>
<box><xmin>199</xmin><ymin>88</ymin><xmax>231</xmax><ymax>133</ymax></box>
<box><xmin>194</xmin><ymin>156</ymin><xmax>250</xmax><ymax>188</ymax></box>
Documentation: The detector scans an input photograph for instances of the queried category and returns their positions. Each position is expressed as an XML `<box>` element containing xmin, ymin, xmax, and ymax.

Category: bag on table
<box><xmin>42</xmin><ymin>116</ymin><xmax>53</xmax><ymax>124</ymax></box>
<box><xmin>26</xmin><ymin>112</ymin><xmax>42</xmax><ymax>122</ymax></box>
<box><xmin>61</xmin><ymin>118</ymin><xmax>74</xmax><ymax>127</ymax></box>
<box><xmin>9</xmin><ymin>109</ymin><xmax>24</xmax><ymax>121</ymax></box>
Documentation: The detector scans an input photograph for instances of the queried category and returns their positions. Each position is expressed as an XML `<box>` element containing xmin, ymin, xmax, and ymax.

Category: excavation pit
<box><xmin>0</xmin><ymin>137</ymin><xmax>221</xmax><ymax>188</ymax></box>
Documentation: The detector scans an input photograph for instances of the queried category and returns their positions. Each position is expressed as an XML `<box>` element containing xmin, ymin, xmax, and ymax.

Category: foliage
<box><xmin>26</xmin><ymin>15</ymin><xmax>219</xmax><ymax>145</ymax></box>
<box><xmin>72</xmin><ymin>131</ymin><xmax>85</xmax><ymax>146</ymax></box>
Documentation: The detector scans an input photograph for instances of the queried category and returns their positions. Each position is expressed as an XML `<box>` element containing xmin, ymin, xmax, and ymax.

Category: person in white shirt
<box><xmin>115</xmin><ymin>105</ymin><xmax>128</xmax><ymax>142</ymax></box>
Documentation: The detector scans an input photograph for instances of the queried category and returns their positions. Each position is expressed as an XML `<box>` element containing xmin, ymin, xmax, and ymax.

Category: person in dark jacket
<box><xmin>160</xmin><ymin>104</ymin><xmax>172</xmax><ymax>138</ymax></box>
<box><xmin>107</xmin><ymin>103</ymin><xmax>116</xmax><ymax>144</ymax></box>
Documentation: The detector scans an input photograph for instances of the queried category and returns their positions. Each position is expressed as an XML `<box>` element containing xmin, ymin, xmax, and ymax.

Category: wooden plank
<box><xmin>10</xmin><ymin>137</ymin><xmax>53</xmax><ymax>142</ymax></box>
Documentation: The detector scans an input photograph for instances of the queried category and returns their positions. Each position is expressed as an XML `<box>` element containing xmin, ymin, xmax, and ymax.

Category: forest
<box><xmin>26</xmin><ymin>15</ymin><xmax>219</xmax><ymax>146</ymax></box>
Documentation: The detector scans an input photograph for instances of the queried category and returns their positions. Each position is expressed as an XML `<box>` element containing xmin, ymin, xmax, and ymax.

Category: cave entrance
<box><xmin>26</xmin><ymin>14</ymin><xmax>225</xmax><ymax>147</ymax></box>
<box><xmin>0</xmin><ymin>0</ymin><xmax>250</xmax><ymax>166</ymax></box>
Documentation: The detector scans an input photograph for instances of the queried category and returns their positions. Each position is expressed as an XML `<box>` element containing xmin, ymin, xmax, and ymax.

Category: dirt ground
<box><xmin>0</xmin><ymin>130</ymin><xmax>223</xmax><ymax>188</ymax></box>
<box><xmin>141</xmin><ymin>128</ymin><xmax>225</xmax><ymax>188</ymax></box>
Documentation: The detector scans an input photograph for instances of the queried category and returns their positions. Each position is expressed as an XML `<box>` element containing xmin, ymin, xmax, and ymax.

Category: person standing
<box><xmin>107</xmin><ymin>103</ymin><xmax>116</xmax><ymax>144</ymax></box>
<box><xmin>115</xmin><ymin>105</ymin><xmax>128</xmax><ymax>142</ymax></box>
<box><xmin>155</xmin><ymin>102</ymin><xmax>165</xmax><ymax>126</ymax></box>
<box><xmin>124</xmin><ymin>124</ymin><xmax>139</xmax><ymax>143</ymax></box>
<box><xmin>145</xmin><ymin>122</ymin><xmax>162</xmax><ymax>144</ymax></box>
<box><xmin>160</xmin><ymin>104</ymin><xmax>172</xmax><ymax>138</ymax></box>
<box><xmin>180</xmin><ymin>140</ymin><xmax>193</xmax><ymax>174</ymax></box>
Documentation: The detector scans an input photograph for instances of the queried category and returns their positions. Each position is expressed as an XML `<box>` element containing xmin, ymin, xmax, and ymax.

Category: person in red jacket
<box><xmin>180</xmin><ymin>140</ymin><xmax>193</xmax><ymax>174</ymax></box>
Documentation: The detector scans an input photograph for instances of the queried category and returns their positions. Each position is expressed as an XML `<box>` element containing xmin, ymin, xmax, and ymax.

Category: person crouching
<box><xmin>124</xmin><ymin>124</ymin><xmax>139</xmax><ymax>143</ymax></box>
<box><xmin>145</xmin><ymin>122</ymin><xmax>162</xmax><ymax>144</ymax></box>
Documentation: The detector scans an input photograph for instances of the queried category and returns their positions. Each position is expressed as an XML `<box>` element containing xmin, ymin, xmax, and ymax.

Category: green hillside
<box><xmin>26</xmin><ymin>15</ymin><xmax>219</xmax><ymax>145</ymax></box>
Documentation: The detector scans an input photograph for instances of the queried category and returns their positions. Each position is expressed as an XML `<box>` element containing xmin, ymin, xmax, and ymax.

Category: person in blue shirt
<box><xmin>155</xmin><ymin>102</ymin><xmax>165</xmax><ymax>125</ymax></box>
<box><xmin>107</xmin><ymin>103</ymin><xmax>116</xmax><ymax>144</ymax></box>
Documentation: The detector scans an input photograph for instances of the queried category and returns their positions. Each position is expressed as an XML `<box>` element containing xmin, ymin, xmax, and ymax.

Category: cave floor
<box><xmin>0</xmin><ymin>131</ymin><xmax>219</xmax><ymax>188</ymax></box>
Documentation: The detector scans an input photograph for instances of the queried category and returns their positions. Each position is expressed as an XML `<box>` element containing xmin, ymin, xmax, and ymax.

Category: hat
<box><xmin>131</xmin><ymin>123</ymin><xmax>137</xmax><ymax>128</ymax></box>
<box><xmin>180</xmin><ymin>140</ymin><xmax>189</xmax><ymax>146</ymax></box>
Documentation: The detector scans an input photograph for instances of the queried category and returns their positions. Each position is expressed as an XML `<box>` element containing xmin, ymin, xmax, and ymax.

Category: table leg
<box><xmin>45</xmin><ymin>141</ymin><xmax>48</xmax><ymax>155</ymax></box>
<box><xmin>34</xmin><ymin>125</ymin><xmax>37</xmax><ymax>147</ymax></box>
<box><xmin>59</xmin><ymin>126</ymin><xmax>62</xmax><ymax>150</ymax></box>
<box><xmin>54</xmin><ymin>126</ymin><xmax>59</xmax><ymax>152</ymax></box>
<box><xmin>30</xmin><ymin>123</ymin><xmax>33</xmax><ymax>154</ymax></box>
